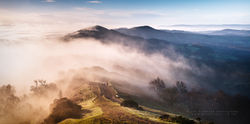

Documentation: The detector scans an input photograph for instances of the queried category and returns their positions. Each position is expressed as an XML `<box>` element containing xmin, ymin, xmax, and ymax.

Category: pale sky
<box><xmin>0</xmin><ymin>0</ymin><xmax>250</xmax><ymax>29</ymax></box>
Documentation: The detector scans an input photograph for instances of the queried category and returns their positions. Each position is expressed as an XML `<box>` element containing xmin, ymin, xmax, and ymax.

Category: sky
<box><xmin>0</xmin><ymin>0</ymin><xmax>250</xmax><ymax>29</ymax></box>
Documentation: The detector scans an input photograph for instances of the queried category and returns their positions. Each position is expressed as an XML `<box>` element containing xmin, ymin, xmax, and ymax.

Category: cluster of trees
<box><xmin>0</xmin><ymin>84</ymin><xmax>20</xmax><ymax>116</ymax></box>
<box><xmin>0</xmin><ymin>80</ymin><xmax>62</xmax><ymax>124</ymax></box>
<box><xmin>149</xmin><ymin>77</ymin><xmax>250</xmax><ymax>124</ymax></box>
<box><xmin>30</xmin><ymin>80</ymin><xmax>59</xmax><ymax>97</ymax></box>
<box><xmin>149</xmin><ymin>77</ymin><xmax>187</xmax><ymax>106</ymax></box>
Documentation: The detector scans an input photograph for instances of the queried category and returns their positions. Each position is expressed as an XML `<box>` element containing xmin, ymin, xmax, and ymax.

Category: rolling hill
<box><xmin>57</xmin><ymin>81</ymin><xmax>199</xmax><ymax>124</ymax></box>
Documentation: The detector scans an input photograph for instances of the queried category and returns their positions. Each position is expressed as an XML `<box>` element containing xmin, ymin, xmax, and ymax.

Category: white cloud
<box><xmin>44</xmin><ymin>0</ymin><xmax>55</xmax><ymax>2</ymax></box>
<box><xmin>88</xmin><ymin>0</ymin><xmax>102</xmax><ymax>4</ymax></box>
<box><xmin>1</xmin><ymin>6</ymin><xmax>250</xmax><ymax>31</ymax></box>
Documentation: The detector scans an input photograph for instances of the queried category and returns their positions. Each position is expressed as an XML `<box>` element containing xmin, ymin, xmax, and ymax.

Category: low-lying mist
<box><xmin>0</xmin><ymin>26</ymin><xmax>208</xmax><ymax>123</ymax></box>
<box><xmin>0</xmin><ymin>32</ymin><xmax>203</xmax><ymax>92</ymax></box>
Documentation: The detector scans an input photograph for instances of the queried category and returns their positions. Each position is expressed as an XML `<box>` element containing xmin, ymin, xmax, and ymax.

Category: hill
<box><xmin>58</xmin><ymin>81</ymin><xmax>199</xmax><ymax>124</ymax></box>
<box><xmin>115</xmin><ymin>26</ymin><xmax>250</xmax><ymax>51</ymax></box>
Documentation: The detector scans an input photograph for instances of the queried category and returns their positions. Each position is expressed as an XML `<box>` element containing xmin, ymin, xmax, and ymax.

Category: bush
<box><xmin>159</xmin><ymin>114</ymin><xmax>170</xmax><ymax>120</ymax></box>
<box><xmin>171</xmin><ymin>116</ymin><xmax>195</xmax><ymax>124</ymax></box>
<box><xmin>43</xmin><ymin>98</ymin><xmax>85</xmax><ymax>124</ymax></box>
<box><xmin>120</xmin><ymin>99</ymin><xmax>143</xmax><ymax>110</ymax></box>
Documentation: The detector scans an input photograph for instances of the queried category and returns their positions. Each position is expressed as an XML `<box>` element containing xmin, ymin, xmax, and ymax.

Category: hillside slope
<box><xmin>59</xmin><ymin>82</ymin><xmax>198</xmax><ymax>124</ymax></box>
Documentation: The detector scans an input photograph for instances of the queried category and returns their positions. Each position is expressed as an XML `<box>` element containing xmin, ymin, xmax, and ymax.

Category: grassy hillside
<box><xmin>58</xmin><ymin>82</ymin><xmax>198</xmax><ymax>124</ymax></box>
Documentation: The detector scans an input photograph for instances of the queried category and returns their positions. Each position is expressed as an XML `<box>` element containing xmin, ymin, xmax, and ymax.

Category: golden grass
<box><xmin>58</xmin><ymin>82</ymin><xmax>194</xmax><ymax>124</ymax></box>
<box><xmin>123</xmin><ymin>107</ymin><xmax>177</xmax><ymax>124</ymax></box>
<box><xmin>59</xmin><ymin>97</ymin><xmax>103</xmax><ymax>124</ymax></box>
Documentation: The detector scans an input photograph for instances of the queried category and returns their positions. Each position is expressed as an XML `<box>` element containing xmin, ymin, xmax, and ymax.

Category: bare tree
<box><xmin>30</xmin><ymin>80</ymin><xmax>58</xmax><ymax>96</ymax></box>
<box><xmin>149</xmin><ymin>77</ymin><xmax>166</xmax><ymax>92</ymax></box>
<box><xmin>176</xmin><ymin>81</ymin><xmax>187</xmax><ymax>94</ymax></box>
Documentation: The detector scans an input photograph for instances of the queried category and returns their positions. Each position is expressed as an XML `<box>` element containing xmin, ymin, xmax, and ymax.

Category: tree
<box><xmin>30</xmin><ymin>80</ymin><xmax>58</xmax><ymax>96</ymax></box>
<box><xmin>149</xmin><ymin>77</ymin><xmax>166</xmax><ymax>92</ymax></box>
<box><xmin>0</xmin><ymin>84</ymin><xmax>20</xmax><ymax>114</ymax></box>
<box><xmin>0</xmin><ymin>84</ymin><xmax>16</xmax><ymax>96</ymax></box>
<box><xmin>176</xmin><ymin>81</ymin><xmax>187</xmax><ymax>94</ymax></box>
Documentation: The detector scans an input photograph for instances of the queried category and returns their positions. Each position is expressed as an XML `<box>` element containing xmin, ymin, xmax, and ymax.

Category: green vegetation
<box><xmin>61</xmin><ymin>115</ymin><xmax>112</xmax><ymax>124</ymax></box>
<box><xmin>59</xmin><ymin>82</ymin><xmax>200</xmax><ymax>124</ymax></box>
<box><xmin>43</xmin><ymin>98</ymin><xmax>84</xmax><ymax>124</ymax></box>
<box><xmin>120</xmin><ymin>99</ymin><xmax>143</xmax><ymax>110</ymax></box>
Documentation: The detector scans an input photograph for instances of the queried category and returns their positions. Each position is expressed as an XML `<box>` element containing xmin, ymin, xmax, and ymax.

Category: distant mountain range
<box><xmin>116</xmin><ymin>26</ymin><xmax>250</xmax><ymax>50</ymax></box>
<box><xmin>65</xmin><ymin>25</ymin><xmax>250</xmax><ymax>51</ymax></box>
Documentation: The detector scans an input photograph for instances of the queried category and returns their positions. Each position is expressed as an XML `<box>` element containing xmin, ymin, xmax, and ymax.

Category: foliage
<box><xmin>0</xmin><ymin>84</ymin><xmax>20</xmax><ymax>115</ymax></box>
<box><xmin>159</xmin><ymin>114</ymin><xmax>170</xmax><ymax>121</ymax></box>
<box><xmin>159</xmin><ymin>114</ymin><xmax>195</xmax><ymax>124</ymax></box>
<box><xmin>171</xmin><ymin>116</ymin><xmax>195</xmax><ymax>124</ymax></box>
<box><xmin>30</xmin><ymin>80</ymin><xmax>58</xmax><ymax>96</ymax></box>
<box><xmin>176</xmin><ymin>81</ymin><xmax>187</xmax><ymax>94</ymax></box>
<box><xmin>149</xmin><ymin>77</ymin><xmax>166</xmax><ymax>92</ymax></box>
<box><xmin>43</xmin><ymin>98</ymin><xmax>86</xmax><ymax>124</ymax></box>
<box><xmin>148</xmin><ymin>77</ymin><xmax>250</xmax><ymax>124</ymax></box>
<box><xmin>120</xmin><ymin>99</ymin><xmax>141</xmax><ymax>110</ymax></box>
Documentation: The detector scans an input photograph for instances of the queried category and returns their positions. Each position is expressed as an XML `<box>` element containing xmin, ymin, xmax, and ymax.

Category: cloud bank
<box><xmin>88</xmin><ymin>0</ymin><xmax>102</xmax><ymax>4</ymax></box>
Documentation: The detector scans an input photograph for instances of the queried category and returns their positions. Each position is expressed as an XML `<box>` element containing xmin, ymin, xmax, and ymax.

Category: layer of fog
<box><xmin>0</xmin><ymin>24</ymin><xmax>210</xmax><ymax>123</ymax></box>
<box><xmin>0</xmin><ymin>24</ymin><xmax>211</xmax><ymax>94</ymax></box>
<box><xmin>161</xmin><ymin>25</ymin><xmax>250</xmax><ymax>31</ymax></box>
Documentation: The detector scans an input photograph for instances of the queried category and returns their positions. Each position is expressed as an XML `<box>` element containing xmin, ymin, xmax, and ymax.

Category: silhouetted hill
<box><xmin>116</xmin><ymin>26</ymin><xmax>250</xmax><ymax>51</ymax></box>
<box><xmin>64</xmin><ymin>25</ymin><xmax>147</xmax><ymax>47</ymax></box>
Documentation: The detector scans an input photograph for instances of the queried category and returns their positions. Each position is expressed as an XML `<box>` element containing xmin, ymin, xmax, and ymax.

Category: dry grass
<box><xmin>59</xmin><ymin>82</ymin><xmax>195</xmax><ymax>124</ymax></box>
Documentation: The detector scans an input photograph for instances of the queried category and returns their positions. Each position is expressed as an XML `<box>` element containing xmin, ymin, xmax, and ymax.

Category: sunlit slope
<box><xmin>59</xmin><ymin>82</ymin><xmax>193</xmax><ymax>124</ymax></box>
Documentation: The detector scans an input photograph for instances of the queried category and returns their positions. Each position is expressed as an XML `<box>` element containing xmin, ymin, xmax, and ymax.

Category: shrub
<box><xmin>43</xmin><ymin>98</ymin><xmax>85</xmax><ymax>124</ymax></box>
<box><xmin>120</xmin><ymin>99</ymin><xmax>143</xmax><ymax>110</ymax></box>
<box><xmin>171</xmin><ymin>116</ymin><xmax>195</xmax><ymax>124</ymax></box>
<box><xmin>196</xmin><ymin>117</ymin><xmax>201</xmax><ymax>122</ymax></box>
<box><xmin>159</xmin><ymin>114</ymin><xmax>170</xmax><ymax>120</ymax></box>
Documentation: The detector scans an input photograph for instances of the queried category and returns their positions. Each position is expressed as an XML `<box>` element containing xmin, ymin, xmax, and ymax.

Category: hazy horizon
<box><xmin>1</xmin><ymin>0</ymin><xmax>250</xmax><ymax>30</ymax></box>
